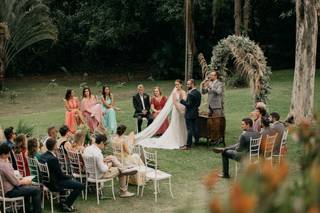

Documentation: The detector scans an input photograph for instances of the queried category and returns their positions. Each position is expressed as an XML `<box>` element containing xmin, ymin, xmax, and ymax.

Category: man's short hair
<box><xmin>59</xmin><ymin>125</ymin><xmax>69</xmax><ymax>137</ymax></box>
<box><xmin>188</xmin><ymin>79</ymin><xmax>195</xmax><ymax>85</ymax></box>
<box><xmin>0</xmin><ymin>143</ymin><xmax>10</xmax><ymax>155</ymax></box>
<box><xmin>47</xmin><ymin>126</ymin><xmax>56</xmax><ymax>135</ymax></box>
<box><xmin>4</xmin><ymin>127</ymin><xmax>14</xmax><ymax>140</ymax></box>
<box><xmin>46</xmin><ymin>138</ymin><xmax>57</xmax><ymax>151</ymax></box>
<box><xmin>261</xmin><ymin>116</ymin><xmax>271</xmax><ymax>127</ymax></box>
<box><xmin>270</xmin><ymin>112</ymin><xmax>280</xmax><ymax>121</ymax></box>
<box><xmin>242</xmin><ymin>117</ymin><xmax>253</xmax><ymax>127</ymax></box>
<box><xmin>95</xmin><ymin>134</ymin><xmax>107</xmax><ymax>145</ymax></box>
<box><xmin>137</xmin><ymin>84</ymin><xmax>144</xmax><ymax>89</ymax></box>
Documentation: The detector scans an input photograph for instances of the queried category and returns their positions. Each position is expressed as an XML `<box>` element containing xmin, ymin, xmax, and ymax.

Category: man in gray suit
<box><xmin>213</xmin><ymin>118</ymin><xmax>261</xmax><ymax>178</ymax></box>
<box><xmin>201</xmin><ymin>70</ymin><xmax>224</xmax><ymax>116</ymax></box>
<box><xmin>270</xmin><ymin>112</ymin><xmax>285</xmax><ymax>154</ymax></box>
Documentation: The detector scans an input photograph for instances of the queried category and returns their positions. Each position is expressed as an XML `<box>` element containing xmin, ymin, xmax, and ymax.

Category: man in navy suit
<box><xmin>180</xmin><ymin>79</ymin><xmax>202</xmax><ymax>150</ymax></box>
<box><xmin>133</xmin><ymin>84</ymin><xmax>153</xmax><ymax>132</ymax></box>
<box><xmin>40</xmin><ymin>138</ymin><xmax>84</xmax><ymax>212</ymax></box>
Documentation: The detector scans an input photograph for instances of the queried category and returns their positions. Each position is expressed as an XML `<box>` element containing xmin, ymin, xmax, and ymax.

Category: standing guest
<box><xmin>101</xmin><ymin>85</ymin><xmax>118</xmax><ymax>134</ymax></box>
<box><xmin>0</xmin><ymin>143</ymin><xmax>42</xmax><ymax>213</ymax></box>
<box><xmin>14</xmin><ymin>134</ymin><xmax>30</xmax><ymax>176</ymax></box>
<box><xmin>80</xmin><ymin>87</ymin><xmax>103</xmax><ymax>133</ymax></box>
<box><xmin>27</xmin><ymin>137</ymin><xmax>41</xmax><ymax>160</ymax></box>
<box><xmin>133</xmin><ymin>84</ymin><xmax>153</xmax><ymax>132</ymax></box>
<box><xmin>259</xmin><ymin>116</ymin><xmax>277</xmax><ymax>154</ymax></box>
<box><xmin>270</xmin><ymin>112</ymin><xmax>285</xmax><ymax>154</ymax></box>
<box><xmin>180</xmin><ymin>79</ymin><xmax>202</xmax><ymax>150</ymax></box>
<box><xmin>201</xmin><ymin>70</ymin><xmax>224</xmax><ymax>116</ymax></box>
<box><xmin>213</xmin><ymin>118</ymin><xmax>261</xmax><ymax>178</ymax></box>
<box><xmin>83</xmin><ymin>134</ymin><xmax>137</xmax><ymax>198</ymax></box>
<box><xmin>150</xmin><ymin>86</ymin><xmax>169</xmax><ymax>135</ymax></box>
<box><xmin>64</xmin><ymin>89</ymin><xmax>83</xmax><ymax>134</ymax></box>
<box><xmin>3</xmin><ymin>127</ymin><xmax>17</xmax><ymax>169</ymax></box>
<box><xmin>41</xmin><ymin>126</ymin><xmax>58</xmax><ymax>153</ymax></box>
<box><xmin>40</xmin><ymin>138</ymin><xmax>84</xmax><ymax>212</ymax></box>
<box><xmin>58</xmin><ymin>125</ymin><xmax>72</xmax><ymax>154</ymax></box>
<box><xmin>70</xmin><ymin>130</ymin><xmax>86</xmax><ymax>153</ymax></box>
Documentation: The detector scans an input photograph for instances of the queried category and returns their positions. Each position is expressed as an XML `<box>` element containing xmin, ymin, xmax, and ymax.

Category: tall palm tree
<box><xmin>0</xmin><ymin>0</ymin><xmax>57</xmax><ymax>90</ymax></box>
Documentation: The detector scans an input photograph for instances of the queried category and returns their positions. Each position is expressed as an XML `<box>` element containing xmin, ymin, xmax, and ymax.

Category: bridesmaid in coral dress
<box><xmin>80</xmin><ymin>87</ymin><xmax>103</xmax><ymax>133</ymax></box>
<box><xmin>64</xmin><ymin>89</ymin><xmax>83</xmax><ymax>134</ymax></box>
<box><xmin>151</xmin><ymin>86</ymin><xmax>169</xmax><ymax>135</ymax></box>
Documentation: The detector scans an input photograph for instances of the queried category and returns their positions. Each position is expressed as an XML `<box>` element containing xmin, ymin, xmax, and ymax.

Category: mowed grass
<box><xmin>0</xmin><ymin>69</ymin><xmax>319</xmax><ymax>212</ymax></box>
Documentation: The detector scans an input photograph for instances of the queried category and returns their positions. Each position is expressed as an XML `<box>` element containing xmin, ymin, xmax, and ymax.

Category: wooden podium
<box><xmin>198</xmin><ymin>112</ymin><xmax>226</xmax><ymax>146</ymax></box>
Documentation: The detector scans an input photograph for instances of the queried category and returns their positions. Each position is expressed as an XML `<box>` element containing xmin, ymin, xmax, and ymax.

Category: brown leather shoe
<box><xmin>212</xmin><ymin>147</ymin><xmax>225</xmax><ymax>153</ymax></box>
<box><xmin>180</xmin><ymin>146</ymin><xmax>189</xmax><ymax>150</ymax></box>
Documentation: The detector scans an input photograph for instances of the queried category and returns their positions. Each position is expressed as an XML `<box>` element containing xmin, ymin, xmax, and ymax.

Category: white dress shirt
<box><xmin>83</xmin><ymin>144</ymin><xmax>108</xmax><ymax>178</ymax></box>
<box><xmin>140</xmin><ymin>94</ymin><xmax>146</xmax><ymax>110</ymax></box>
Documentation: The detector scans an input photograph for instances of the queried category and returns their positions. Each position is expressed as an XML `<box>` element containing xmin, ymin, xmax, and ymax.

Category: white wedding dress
<box><xmin>135</xmin><ymin>89</ymin><xmax>187</xmax><ymax>149</ymax></box>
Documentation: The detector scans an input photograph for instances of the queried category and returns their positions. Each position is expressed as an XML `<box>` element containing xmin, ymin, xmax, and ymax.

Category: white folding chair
<box><xmin>272</xmin><ymin>129</ymin><xmax>288</xmax><ymax>164</ymax></box>
<box><xmin>82</xmin><ymin>155</ymin><xmax>115</xmax><ymax>204</ymax></box>
<box><xmin>56</xmin><ymin>148</ymin><xmax>69</xmax><ymax>175</ymax></box>
<box><xmin>263</xmin><ymin>134</ymin><xmax>278</xmax><ymax>161</ymax></box>
<box><xmin>140</xmin><ymin>149</ymin><xmax>173</xmax><ymax>202</ymax></box>
<box><xmin>13</xmin><ymin>153</ymin><xmax>26</xmax><ymax>177</ymax></box>
<box><xmin>37</xmin><ymin>161</ymin><xmax>60</xmax><ymax>213</ymax></box>
<box><xmin>0</xmin><ymin>174</ymin><xmax>25</xmax><ymax>213</ymax></box>
<box><xmin>66</xmin><ymin>150</ymin><xmax>85</xmax><ymax>199</ymax></box>
<box><xmin>235</xmin><ymin>136</ymin><xmax>262</xmax><ymax>180</ymax></box>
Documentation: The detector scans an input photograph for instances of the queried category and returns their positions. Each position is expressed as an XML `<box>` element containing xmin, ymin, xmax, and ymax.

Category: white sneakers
<box><xmin>119</xmin><ymin>191</ymin><xmax>135</xmax><ymax>198</ymax></box>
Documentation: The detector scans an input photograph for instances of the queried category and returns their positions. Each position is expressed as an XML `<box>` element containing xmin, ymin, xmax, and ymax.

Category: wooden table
<box><xmin>198</xmin><ymin>112</ymin><xmax>226</xmax><ymax>146</ymax></box>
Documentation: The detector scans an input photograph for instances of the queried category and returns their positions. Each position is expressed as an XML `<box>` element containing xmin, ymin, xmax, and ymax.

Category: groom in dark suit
<box><xmin>180</xmin><ymin>79</ymin><xmax>202</xmax><ymax>150</ymax></box>
<box><xmin>133</xmin><ymin>84</ymin><xmax>153</xmax><ymax>132</ymax></box>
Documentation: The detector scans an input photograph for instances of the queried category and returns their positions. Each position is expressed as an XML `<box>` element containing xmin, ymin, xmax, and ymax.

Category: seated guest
<box><xmin>83</xmin><ymin>134</ymin><xmax>136</xmax><ymax>198</ymax></box>
<box><xmin>213</xmin><ymin>118</ymin><xmax>261</xmax><ymax>178</ymax></box>
<box><xmin>3</xmin><ymin>127</ymin><xmax>17</xmax><ymax>169</ymax></box>
<box><xmin>101</xmin><ymin>85</ymin><xmax>118</xmax><ymax>134</ymax></box>
<box><xmin>259</xmin><ymin>116</ymin><xmax>276</xmax><ymax>154</ymax></box>
<box><xmin>0</xmin><ymin>143</ymin><xmax>42</xmax><ymax>213</ymax></box>
<box><xmin>151</xmin><ymin>87</ymin><xmax>169</xmax><ymax>135</ymax></box>
<box><xmin>133</xmin><ymin>84</ymin><xmax>153</xmax><ymax>132</ymax></box>
<box><xmin>64</xmin><ymin>89</ymin><xmax>83</xmax><ymax>134</ymax></box>
<box><xmin>14</xmin><ymin>134</ymin><xmax>30</xmax><ymax>176</ymax></box>
<box><xmin>41</xmin><ymin>126</ymin><xmax>58</xmax><ymax>153</ymax></box>
<box><xmin>70</xmin><ymin>130</ymin><xmax>86</xmax><ymax>153</ymax></box>
<box><xmin>252</xmin><ymin>107</ymin><xmax>266</xmax><ymax>132</ymax></box>
<box><xmin>58</xmin><ymin>125</ymin><xmax>72</xmax><ymax>154</ymax></box>
<box><xmin>270</xmin><ymin>112</ymin><xmax>286</xmax><ymax>154</ymax></box>
<box><xmin>27</xmin><ymin>137</ymin><xmax>41</xmax><ymax>160</ymax></box>
<box><xmin>80</xmin><ymin>87</ymin><xmax>103</xmax><ymax>133</ymax></box>
<box><xmin>255</xmin><ymin>102</ymin><xmax>269</xmax><ymax>117</ymax></box>
<box><xmin>111</xmin><ymin>125</ymin><xmax>144</xmax><ymax>185</ymax></box>
<box><xmin>40</xmin><ymin>138</ymin><xmax>84</xmax><ymax>212</ymax></box>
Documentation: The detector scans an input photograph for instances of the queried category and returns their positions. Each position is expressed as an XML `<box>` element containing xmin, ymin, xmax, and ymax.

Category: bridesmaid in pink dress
<box><xmin>64</xmin><ymin>89</ymin><xmax>83</xmax><ymax>134</ymax></box>
<box><xmin>151</xmin><ymin>86</ymin><xmax>169</xmax><ymax>135</ymax></box>
<box><xmin>80</xmin><ymin>87</ymin><xmax>103</xmax><ymax>133</ymax></box>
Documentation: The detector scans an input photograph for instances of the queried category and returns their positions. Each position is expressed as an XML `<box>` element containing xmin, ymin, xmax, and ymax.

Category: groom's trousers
<box><xmin>186</xmin><ymin>118</ymin><xmax>199</xmax><ymax>147</ymax></box>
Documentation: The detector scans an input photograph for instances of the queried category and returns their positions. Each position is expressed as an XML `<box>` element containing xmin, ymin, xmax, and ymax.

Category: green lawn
<box><xmin>0</xmin><ymin>70</ymin><xmax>319</xmax><ymax>212</ymax></box>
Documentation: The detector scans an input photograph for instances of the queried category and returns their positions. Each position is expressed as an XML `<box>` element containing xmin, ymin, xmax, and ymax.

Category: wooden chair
<box><xmin>273</xmin><ymin>129</ymin><xmax>288</xmax><ymax>164</ymax></box>
<box><xmin>263</xmin><ymin>133</ymin><xmax>278</xmax><ymax>161</ymax></box>
<box><xmin>0</xmin><ymin>174</ymin><xmax>25</xmax><ymax>213</ymax></box>
<box><xmin>56</xmin><ymin>147</ymin><xmax>69</xmax><ymax>175</ymax></box>
<box><xmin>13</xmin><ymin>153</ymin><xmax>26</xmax><ymax>177</ymax></box>
<box><xmin>66</xmin><ymin>150</ymin><xmax>85</xmax><ymax>199</ymax></box>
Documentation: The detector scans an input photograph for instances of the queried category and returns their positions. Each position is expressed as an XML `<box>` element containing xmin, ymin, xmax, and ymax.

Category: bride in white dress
<box><xmin>135</xmin><ymin>80</ymin><xmax>188</xmax><ymax>149</ymax></box>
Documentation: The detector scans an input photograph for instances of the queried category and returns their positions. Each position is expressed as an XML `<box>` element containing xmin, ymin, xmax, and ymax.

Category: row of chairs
<box><xmin>235</xmin><ymin>129</ymin><xmax>288</xmax><ymax>179</ymax></box>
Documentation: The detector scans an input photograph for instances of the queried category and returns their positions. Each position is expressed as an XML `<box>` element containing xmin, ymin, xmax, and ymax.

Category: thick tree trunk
<box><xmin>243</xmin><ymin>0</ymin><xmax>251</xmax><ymax>35</ymax></box>
<box><xmin>289</xmin><ymin>0</ymin><xmax>318</xmax><ymax>123</ymax></box>
<box><xmin>234</xmin><ymin>0</ymin><xmax>242</xmax><ymax>36</ymax></box>
<box><xmin>185</xmin><ymin>0</ymin><xmax>196</xmax><ymax>81</ymax></box>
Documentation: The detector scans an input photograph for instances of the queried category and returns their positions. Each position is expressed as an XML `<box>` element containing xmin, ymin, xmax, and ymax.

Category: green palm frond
<box><xmin>0</xmin><ymin>0</ymin><xmax>57</xmax><ymax>69</ymax></box>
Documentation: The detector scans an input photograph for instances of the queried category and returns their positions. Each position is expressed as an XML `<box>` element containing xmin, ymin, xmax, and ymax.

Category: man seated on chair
<box><xmin>40</xmin><ymin>138</ymin><xmax>84</xmax><ymax>212</ymax></box>
<box><xmin>260</xmin><ymin>116</ymin><xmax>277</xmax><ymax>154</ymax></box>
<box><xmin>213</xmin><ymin>117</ymin><xmax>261</xmax><ymax>178</ymax></box>
<box><xmin>269</xmin><ymin>112</ymin><xmax>285</xmax><ymax>154</ymax></box>
<box><xmin>0</xmin><ymin>143</ymin><xmax>42</xmax><ymax>213</ymax></box>
<box><xmin>3</xmin><ymin>127</ymin><xmax>17</xmax><ymax>170</ymax></box>
<box><xmin>83</xmin><ymin>134</ymin><xmax>137</xmax><ymax>198</ymax></box>
<box><xmin>40</xmin><ymin>126</ymin><xmax>58</xmax><ymax>153</ymax></box>
<box><xmin>133</xmin><ymin>84</ymin><xmax>153</xmax><ymax>132</ymax></box>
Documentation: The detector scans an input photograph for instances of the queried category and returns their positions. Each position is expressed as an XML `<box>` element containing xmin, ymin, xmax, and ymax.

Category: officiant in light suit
<box><xmin>201</xmin><ymin>69</ymin><xmax>224</xmax><ymax>116</ymax></box>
